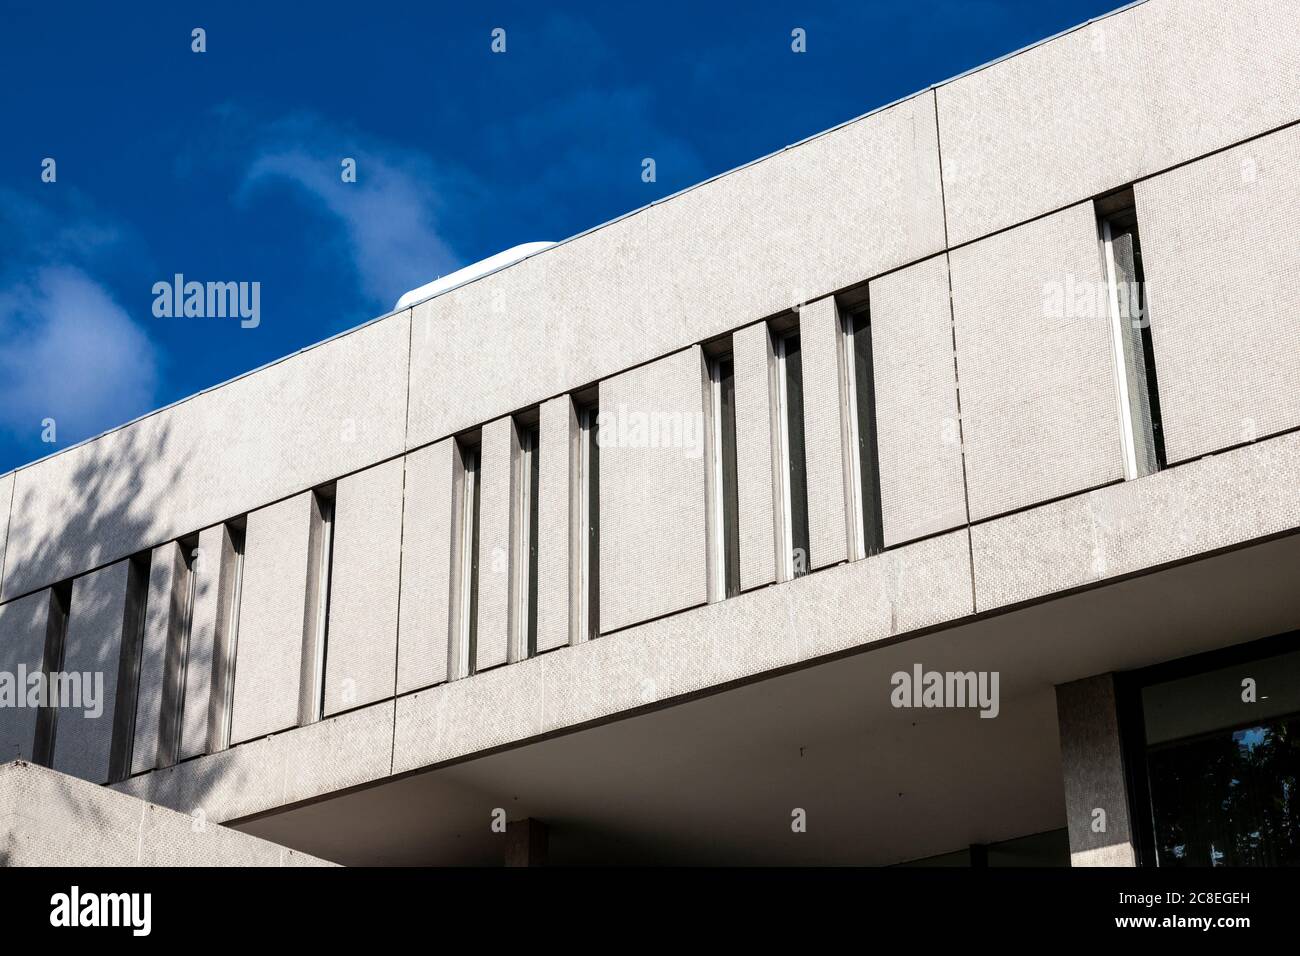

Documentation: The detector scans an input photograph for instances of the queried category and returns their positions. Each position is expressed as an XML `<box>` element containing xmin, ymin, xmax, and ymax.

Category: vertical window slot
<box><xmin>109</xmin><ymin>551</ymin><xmax>152</xmax><ymax>781</ymax></box>
<box><xmin>512</xmin><ymin>417</ymin><xmax>541</xmax><ymax>660</ymax></box>
<box><xmin>1098</xmin><ymin>193</ymin><xmax>1165</xmax><ymax>479</ymax></box>
<box><xmin>159</xmin><ymin>540</ymin><xmax>197</xmax><ymax>767</ymax></box>
<box><xmin>705</xmin><ymin>347</ymin><xmax>740</xmax><ymax>600</ymax></box>
<box><xmin>301</xmin><ymin>485</ymin><xmax>335</xmax><ymax>724</ymax></box>
<box><xmin>451</xmin><ymin>437</ymin><xmax>482</xmax><ymax>679</ymax></box>
<box><xmin>32</xmin><ymin>581</ymin><xmax>72</xmax><ymax>767</ymax></box>
<box><xmin>574</xmin><ymin>398</ymin><xmax>600</xmax><ymax>642</ymax></box>
<box><xmin>842</xmin><ymin>307</ymin><xmax>884</xmax><ymax>559</ymax></box>
<box><xmin>211</xmin><ymin>521</ymin><xmax>245</xmax><ymax>752</ymax></box>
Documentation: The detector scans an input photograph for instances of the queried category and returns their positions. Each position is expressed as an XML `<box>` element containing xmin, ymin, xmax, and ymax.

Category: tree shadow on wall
<box><xmin>0</xmin><ymin>418</ymin><xmax>261</xmax><ymax>862</ymax></box>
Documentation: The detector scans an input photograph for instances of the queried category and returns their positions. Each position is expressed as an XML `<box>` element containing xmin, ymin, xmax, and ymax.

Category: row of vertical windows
<box><xmin>706</xmin><ymin>312</ymin><xmax>883</xmax><ymax>593</ymax></box>
<box><xmin>696</xmin><ymin>190</ymin><xmax>1164</xmax><ymax>594</ymax></box>
<box><xmin>446</xmin><ymin>396</ymin><xmax>600</xmax><ymax>676</ymax></box>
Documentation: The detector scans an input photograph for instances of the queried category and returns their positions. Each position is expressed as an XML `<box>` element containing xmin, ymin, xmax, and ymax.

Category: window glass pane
<box><xmin>1141</xmin><ymin>647</ymin><xmax>1300</xmax><ymax>866</ymax></box>
<box><xmin>1102</xmin><ymin>204</ymin><xmax>1165</xmax><ymax>477</ymax></box>
<box><xmin>467</xmin><ymin>447</ymin><xmax>481</xmax><ymax>674</ymax></box>
<box><xmin>718</xmin><ymin>356</ymin><xmax>740</xmax><ymax>596</ymax></box>
<box><xmin>783</xmin><ymin>332</ymin><xmax>810</xmax><ymax>575</ymax></box>
<box><xmin>587</xmin><ymin>409</ymin><xmax>600</xmax><ymax>640</ymax></box>
<box><xmin>525</xmin><ymin>424</ymin><xmax>540</xmax><ymax>657</ymax></box>
<box><xmin>851</xmin><ymin>314</ymin><xmax>884</xmax><ymax>556</ymax></box>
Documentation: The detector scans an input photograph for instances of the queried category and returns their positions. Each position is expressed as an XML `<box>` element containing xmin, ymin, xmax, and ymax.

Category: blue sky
<box><xmin>0</xmin><ymin>0</ymin><xmax>1122</xmax><ymax>474</ymax></box>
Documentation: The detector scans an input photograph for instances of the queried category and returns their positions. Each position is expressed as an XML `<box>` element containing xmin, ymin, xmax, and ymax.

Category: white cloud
<box><xmin>243</xmin><ymin>118</ymin><xmax>458</xmax><ymax>307</ymax></box>
<box><xmin>0</xmin><ymin>266</ymin><xmax>160</xmax><ymax>443</ymax></box>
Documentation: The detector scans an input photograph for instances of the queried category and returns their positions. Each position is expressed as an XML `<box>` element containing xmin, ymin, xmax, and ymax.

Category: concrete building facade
<box><xmin>1</xmin><ymin>0</ymin><xmax>1299</xmax><ymax>865</ymax></box>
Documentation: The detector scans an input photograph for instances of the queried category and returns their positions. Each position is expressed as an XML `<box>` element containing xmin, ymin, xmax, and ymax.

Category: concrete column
<box><xmin>504</xmin><ymin>818</ymin><xmax>549</xmax><ymax>867</ymax></box>
<box><xmin>1055</xmin><ymin>673</ymin><xmax>1137</xmax><ymax>867</ymax></box>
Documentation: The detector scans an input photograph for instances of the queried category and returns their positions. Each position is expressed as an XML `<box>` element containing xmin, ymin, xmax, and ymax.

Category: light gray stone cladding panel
<box><xmin>0</xmin><ymin>760</ymin><xmax>333</xmax><ymax>866</ymax></box>
<box><xmin>950</xmin><ymin>202</ymin><xmax>1124</xmax><ymax>521</ymax></box>
<box><xmin>868</xmin><ymin>254</ymin><xmax>968</xmax><ymax>546</ymax></box>
<box><xmin>1132</xmin><ymin>0</ymin><xmax>1300</xmax><ymax>193</ymax></box>
<box><xmin>475</xmin><ymin>417</ymin><xmax>515</xmax><ymax>671</ymax></box>
<box><xmin>937</xmin><ymin>0</ymin><xmax>1300</xmax><ymax>245</ymax></box>
<box><xmin>396</xmin><ymin>441</ymin><xmax>454</xmax><ymax>693</ymax></box>
<box><xmin>230</xmin><ymin>493</ymin><xmax>312</xmax><ymax>744</ymax></box>
<box><xmin>2</xmin><ymin>311</ymin><xmax>410</xmax><ymax>603</ymax></box>
<box><xmin>53</xmin><ymin>560</ymin><xmax>131</xmax><ymax>784</ymax></box>
<box><xmin>799</xmin><ymin>296</ymin><xmax>850</xmax><ymax>570</ymax></box>
<box><xmin>597</xmin><ymin>347</ymin><xmax>709</xmax><ymax>634</ymax></box>
<box><xmin>406</xmin><ymin>93</ymin><xmax>945</xmax><ymax>450</ymax></box>
<box><xmin>971</xmin><ymin>429</ymin><xmax>1300</xmax><ymax>612</ymax></box>
<box><xmin>535</xmin><ymin>396</ymin><xmax>577</xmax><ymax>653</ymax></box>
<box><xmin>1135</xmin><ymin>124</ymin><xmax>1300</xmax><ymax>464</ymax></box>
<box><xmin>324</xmin><ymin>459</ymin><xmax>404</xmax><ymax>715</ymax></box>
<box><xmin>732</xmin><ymin>322</ymin><xmax>779</xmax><ymax>592</ymax></box>
<box><xmin>0</xmin><ymin>590</ymin><xmax>50</xmax><ymax>763</ymax></box>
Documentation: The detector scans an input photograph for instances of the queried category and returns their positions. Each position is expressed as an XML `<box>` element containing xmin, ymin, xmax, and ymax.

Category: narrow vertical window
<box><xmin>451</xmin><ymin>437</ymin><xmax>482</xmax><ymax>679</ymax></box>
<box><xmin>301</xmin><ymin>485</ymin><xmax>335</xmax><ymax>724</ymax></box>
<box><xmin>705</xmin><ymin>347</ymin><xmax>740</xmax><ymax>599</ymax></box>
<box><xmin>1099</xmin><ymin>192</ymin><xmax>1164</xmax><ymax>479</ymax></box>
<box><xmin>512</xmin><ymin>417</ymin><xmax>541</xmax><ymax>660</ymax></box>
<box><xmin>842</xmin><ymin>307</ymin><xmax>884</xmax><ymax>558</ymax></box>
<box><xmin>159</xmin><ymin>540</ymin><xmax>197</xmax><ymax>767</ymax></box>
<box><xmin>774</xmin><ymin>325</ymin><xmax>811</xmax><ymax>579</ymax></box>
<box><xmin>574</xmin><ymin>398</ymin><xmax>600</xmax><ymax>642</ymax></box>
<box><xmin>32</xmin><ymin>581</ymin><xmax>71</xmax><ymax>767</ymax></box>
<box><xmin>108</xmin><ymin>551</ymin><xmax>152</xmax><ymax>782</ymax></box>
<box><xmin>212</xmin><ymin>521</ymin><xmax>245</xmax><ymax>752</ymax></box>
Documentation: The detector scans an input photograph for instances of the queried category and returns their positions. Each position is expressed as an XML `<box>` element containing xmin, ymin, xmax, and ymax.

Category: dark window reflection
<box><xmin>1147</xmin><ymin>713</ymin><xmax>1299</xmax><ymax>867</ymax></box>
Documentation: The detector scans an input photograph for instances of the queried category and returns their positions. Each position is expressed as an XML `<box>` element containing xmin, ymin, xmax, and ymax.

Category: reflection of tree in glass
<box><xmin>1147</xmin><ymin>714</ymin><xmax>1298</xmax><ymax>866</ymax></box>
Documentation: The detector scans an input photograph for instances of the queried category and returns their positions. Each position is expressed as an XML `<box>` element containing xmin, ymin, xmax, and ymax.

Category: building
<box><xmin>1</xmin><ymin>0</ymin><xmax>1298</xmax><ymax>867</ymax></box>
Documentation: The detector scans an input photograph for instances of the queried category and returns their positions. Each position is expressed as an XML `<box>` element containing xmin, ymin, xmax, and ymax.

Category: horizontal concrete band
<box><xmin>111</xmin><ymin>429</ymin><xmax>1300</xmax><ymax>823</ymax></box>
<box><xmin>2</xmin><ymin>0</ymin><xmax>1297</xmax><ymax>607</ymax></box>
